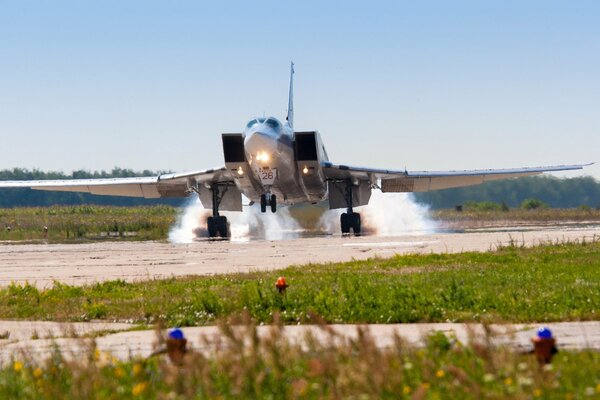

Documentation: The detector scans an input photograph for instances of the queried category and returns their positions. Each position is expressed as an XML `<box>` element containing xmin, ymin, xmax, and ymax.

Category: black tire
<box><xmin>352</xmin><ymin>212</ymin><xmax>361</xmax><ymax>235</ymax></box>
<box><xmin>216</xmin><ymin>216</ymin><xmax>229</xmax><ymax>238</ymax></box>
<box><xmin>207</xmin><ymin>217</ymin><xmax>217</xmax><ymax>238</ymax></box>
<box><xmin>260</xmin><ymin>194</ymin><xmax>267</xmax><ymax>213</ymax></box>
<box><xmin>340</xmin><ymin>213</ymin><xmax>350</xmax><ymax>234</ymax></box>
<box><xmin>270</xmin><ymin>194</ymin><xmax>277</xmax><ymax>213</ymax></box>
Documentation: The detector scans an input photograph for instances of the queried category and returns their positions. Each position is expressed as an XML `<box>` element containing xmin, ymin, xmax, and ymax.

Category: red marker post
<box><xmin>275</xmin><ymin>276</ymin><xmax>289</xmax><ymax>294</ymax></box>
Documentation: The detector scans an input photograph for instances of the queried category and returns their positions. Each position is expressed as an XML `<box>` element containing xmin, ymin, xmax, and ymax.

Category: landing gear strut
<box><xmin>260</xmin><ymin>193</ymin><xmax>277</xmax><ymax>213</ymax></box>
<box><xmin>340</xmin><ymin>180</ymin><xmax>361</xmax><ymax>236</ymax></box>
<box><xmin>206</xmin><ymin>185</ymin><xmax>230</xmax><ymax>238</ymax></box>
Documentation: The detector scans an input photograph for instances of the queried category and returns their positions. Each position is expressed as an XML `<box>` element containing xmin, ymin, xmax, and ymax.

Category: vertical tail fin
<box><xmin>286</xmin><ymin>61</ymin><xmax>294</xmax><ymax>129</ymax></box>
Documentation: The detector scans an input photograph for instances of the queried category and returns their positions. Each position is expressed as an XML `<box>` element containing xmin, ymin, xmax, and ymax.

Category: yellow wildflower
<box><xmin>504</xmin><ymin>377</ymin><xmax>513</xmax><ymax>386</ymax></box>
<box><xmin>596</xmin><ymin>383</ymin><xmax>600</xmax><ymax>393</ymax></box>
<box><xmin>132</xmin><ymin>382</ymin><xmax>149</xmax><ymax>396</ymax></box>
<box><xmin>33</xmin><ymin>367</ymin><xmax>43</xmax><ymax>379</ymax></box>
<box><xmin>132</xmin><ymin>363</ymin><xmax>143</xmax><ymax>377</ymax></box>
<box><xmin>564</xmin><ymin>393</ymin><xmax>574</xmax><ymax>400</ymax></box>
<box><xmin>436</xmin><ymin>369</ymin><xmax>445</xmax><ymax>378</ymax></box>
<box><xmin>115</xmin><ymin>367</ymin><xmax>125</xmax><ymax>379</ymax></box>
<box><xmin>403</xmin><ymin>386</ymin><xmax>411</xmax><ymax>394</ymax></box>
<box><xmin>13</xmin><ymin>361</ymin><xmax>23</xmax><ymax>373</ymax></box>
<box><xmin>533</xmin><ymin>388</ymin><xmax>542</xmax><ymax>397</ymax></box>
<box><xmin>93</xmin><ymin>348</ymin><xmax>101</xmax><ymax>361</ymax></box>
<box><xmin>422</xmin><ymin>382</ymin><xmax>430</xmax><ymax>389</ymax></box>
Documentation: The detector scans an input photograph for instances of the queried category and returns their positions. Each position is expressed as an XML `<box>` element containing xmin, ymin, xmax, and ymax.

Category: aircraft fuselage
<box><xmin>231</xmin><ymin>116</ymin><xmax>328</xmax><ymax>205</ymax></box>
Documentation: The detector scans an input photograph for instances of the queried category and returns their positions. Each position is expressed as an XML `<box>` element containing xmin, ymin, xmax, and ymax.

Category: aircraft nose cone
<box><xmin>245</xmin><ymin>131</ymin><xmax>277</xmax><ymax>165</ymax></box>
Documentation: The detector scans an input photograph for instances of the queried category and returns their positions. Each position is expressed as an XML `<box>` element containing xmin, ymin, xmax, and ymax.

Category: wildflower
<box><xmin>436</xmin><ymin>369</ymin><xmax>445</xmax><ymax>378</ymax></box>
<box><xmin>565</xmin><ymin>393</ymin><xmax>574</xmax><ymax>400</ymax></box>
<box><xmin>584</xmin><ymin>387</ymin><xmax>595</xmax><ymax>396</ymax></box>
<box><xmin>504</xmin><ymin>377</ymin><xmax>513</xmax><ymax>386</ymax></box>
<box><xmin>93</xmin><ymin>348</ymin><xmax>101</xmax><ymax>361</ymax></box>
<box><xmin>533</xmin><ymin>388</ymin><xmax>542</xmax><ymax>397</ymax></box>
<box><xmin>422</xmin><ymin>382</ymin><xmax>430</xmax><ymax>389</ymax></box>
<box><xmin>517</xmin><ymin>362</ymin><xmax>528</xmax><ymax>371</ymax></box>
<box><xmin>132</xmin><ymin>363</ymin><xmax>143</xmax><ymax>377</ymax></box>
<box><xmin>132</xmin><ymin>382</ymin><xmax>149</xmax><ymax>396</ymax></box>
<box><xmin>542</xmin><ymin>364</ymin><xmax>554</xmax><ymax>371</ymax></box>
<box><xmin>33</xmin><ymin>367</ymin><xmax>43</xmax><ymax>379</ymax></box>
<box><xmin>402</xmin><ymin>386</ymin><xmax>411</xmax><ymax>395</ymax></box>
<box><xmin>13</xmin><ymin>361</ymin><xmax>23</xmax><ymax>373</ymax></box>
<box><xmin>596</xmin><ymin>383</ymin><xmax>600</xmax><ymax>393</ymax></box>
<box><xmin>403</xmin><ymin>362</ymin><xmax>413</xmax><ymax>370</ymax></box>
<box><xmin>115</xmin><ymin>367</ymin><xmax>125</xmax><ymax>379</ymax></box>
<box><xmin>483</xmin><ymin>373</ymin><xmax>495</xmax><ymax>383</ymax></box>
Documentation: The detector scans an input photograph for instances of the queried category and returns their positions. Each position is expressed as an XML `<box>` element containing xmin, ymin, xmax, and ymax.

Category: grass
<box><xmin>433</xmin><ymin>207</ymin><xmax>600</xmax><ymax>223</ymax></box>
<box><xmin>0</xmin><ymin>206</ymin><xmax>176</xmax><ymax>242</ymax></box>
<box><xmin>1</xmin><ymin>321</ymin><xmax>600</xmax><ymax>399</ymax></box>
<box><xmin>2</xmin><ymin>205</ymin><xmax>600</xmax><ymax>243</ymax></box>
<box><xmin>1</xmin><ymin>241</ymin><xmax>599</xmax><ymax>326</ymax></box>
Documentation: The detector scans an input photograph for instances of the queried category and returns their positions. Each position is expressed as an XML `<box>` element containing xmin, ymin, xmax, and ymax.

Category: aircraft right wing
<box><xmin>322</xmin><ymin>162</ymin><xmax>593</xmax><ymax>192</ymax></box>
<box><xmin>0</xmin><ymin>167</ymin><xmax>233</xmax><ymax>198</ymax></box>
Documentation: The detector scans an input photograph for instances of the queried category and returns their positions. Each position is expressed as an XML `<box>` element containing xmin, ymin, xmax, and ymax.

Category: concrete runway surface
<box><xmin>1</xmin><ymin>321</ymin><xmax>599</xmax><ymax>364</ymax></box>
<box><xmin>0</xmin><ymin>226</ymin><xmax>599</xmax><ymax>288</ymax></box>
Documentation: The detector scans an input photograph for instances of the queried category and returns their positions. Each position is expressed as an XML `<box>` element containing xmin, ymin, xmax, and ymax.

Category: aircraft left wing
<box><xmin>0</xmin><ymin>167</ymin><xmax>232</xmax><ymax>198</ymax></box>
<box><xmin>322</xmin><ymin>162</ymin><xmax>593</xmax><ymax>192</ymax></box>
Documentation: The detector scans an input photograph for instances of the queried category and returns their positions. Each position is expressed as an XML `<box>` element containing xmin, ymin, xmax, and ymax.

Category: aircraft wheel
<box><xmin>207</xmin><ymin>217</ymin><xmax>217</xmax><ymax>238</ymax></box>
<box><xmin>260</xmin><ymin>194</ymin><xmax>267</xmax><ymax>213</ymax></box>
<box><xmin>340</xmin><ymin>213</ymin><xmax>351</xmax><ymax>234</ymax></box>
<box><xmin>351</xmin><ymin>212</ymin><xmax>361</xmax><ymax>236</ymax></box>
<box><xmin>216</xmin><ymin>216</ymin><xmax>229</xmax><ymax>238</ymax></box>
<box><xmin>270</xmin><ymin>194</ymin><xmax>277</xmax><ymax>213</ymax></box>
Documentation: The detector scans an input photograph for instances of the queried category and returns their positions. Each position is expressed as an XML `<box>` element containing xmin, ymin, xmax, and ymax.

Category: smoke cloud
<box><xmin>317</xmin><ymin>190</ymin><xmax>437</xmax><ymax>236</ymax></box>
<box><xmin>168</xmin><ymin>197</ymin><xmax>302</xmax><ymax>244</ymax></box>
<box><xmin>168</xmin><ymin>190</ymin><xmax>436</xmax><ymax>243</ymax></box>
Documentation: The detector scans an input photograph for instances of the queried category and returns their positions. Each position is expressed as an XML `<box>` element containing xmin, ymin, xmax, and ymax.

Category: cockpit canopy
<box><xmin>245</xmin><ymin>117</ymin><xmax>281</xmax><ymax>130</ymax></box>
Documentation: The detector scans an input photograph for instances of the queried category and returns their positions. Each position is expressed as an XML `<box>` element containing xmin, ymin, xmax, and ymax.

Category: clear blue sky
<box><xmin>1</xmin><ymin>1</ymin><xmax>599</xmax><ymax>179</ymax></box>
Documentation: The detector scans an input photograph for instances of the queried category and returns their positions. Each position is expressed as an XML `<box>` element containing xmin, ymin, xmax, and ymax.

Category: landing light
<box><xmin>237</xmin><ymin>166</ymin><xmax>244</xmax><ymax>175</ymax></box>
<box><xmin>256</xmin><ymin>152</ymin><xmax>270</xmax><ymax>162</ymax></box>
<box><xmin>302</xmin><ymin>166</ymin><xmax>309</xmax><ymax>174</ymax></box>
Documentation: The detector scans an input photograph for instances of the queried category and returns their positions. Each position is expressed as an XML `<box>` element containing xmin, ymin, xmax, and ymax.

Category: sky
<box><xmin>1</xmin><ymin>1</ymin><xmax>599</xmax><ymax>179</ymax></box>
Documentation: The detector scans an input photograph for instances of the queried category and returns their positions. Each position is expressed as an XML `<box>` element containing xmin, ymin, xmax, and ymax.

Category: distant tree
<box><xmin>520</xmin><ymin>198</ymin><xmax>548</xmax><ymax>210</ymax></box>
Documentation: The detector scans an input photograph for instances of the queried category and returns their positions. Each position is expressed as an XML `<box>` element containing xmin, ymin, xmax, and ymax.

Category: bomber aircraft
<box><xmin>0</xmin><ymin>63</ymin><xmax>591</xmax><ymax>237</ymax></box>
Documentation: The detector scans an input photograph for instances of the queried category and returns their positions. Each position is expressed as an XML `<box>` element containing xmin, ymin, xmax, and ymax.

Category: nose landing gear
<box><xmin>260</xmin><ymin>193</ymin><xmax>277</xmax><ymax>213</ymax></box>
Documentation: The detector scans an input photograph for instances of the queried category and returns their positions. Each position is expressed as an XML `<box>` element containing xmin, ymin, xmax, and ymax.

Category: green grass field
<box><xmin>0</xmin><ymin>206</ymin><xmax>176</xmax><ymax>242</ymax></box>
<box><xmin>2</xmin><ymin>241</ymin><xmax>599</xmax><ymax>326</ymax></box>
<box><xmin>2</xmin><ymin>205</ymin><xmax>600</xmax><ymax>243</ymax></box>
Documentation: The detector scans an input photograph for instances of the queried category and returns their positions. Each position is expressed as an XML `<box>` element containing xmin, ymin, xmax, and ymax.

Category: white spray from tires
<box><xmin>317</xmin><ymin>190</ymin><xmax>437</xmax><ymax>236</ymax></box>
<box><xmin>168</xmin><ymin>197</ymin><xmax>302</xmax><ymax>243</ymax></box>
<box><xmin>168</xmin><ymin>190</ymin><xmax>436</xmax><ymax>243</ymax></box>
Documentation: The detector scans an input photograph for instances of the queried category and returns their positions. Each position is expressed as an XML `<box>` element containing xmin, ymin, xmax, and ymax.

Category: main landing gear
<box><xmin>206</xmin><ymin>185</ymin><xmax>230</xmax><ymax>238</ymax></box>
<box><xmin>340</xmin><ymin>181</ymin><xmax>361</xmax><ymax>236</ymax></box>
<box><xmin>260</xmin><ymin>193</ymin><xmax>277</xmax><ymax>213</ymax></box>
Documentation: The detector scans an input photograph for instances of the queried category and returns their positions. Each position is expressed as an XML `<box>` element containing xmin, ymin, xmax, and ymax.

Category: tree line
<box><xmin>414</xmin><ymin>175</ymin><xmax>600</xmax><ymax>209</ymax></box>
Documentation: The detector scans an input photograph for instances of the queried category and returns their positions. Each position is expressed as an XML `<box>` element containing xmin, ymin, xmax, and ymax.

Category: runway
<box><xmin>0</xmin><ymin>225</ymin><xmax>599</xmax><ymax>288</ymax></box>
<box><xmin>1</xmin><ymin>320</ymin><xmax>599</xmax><ymax>364</ymax></box>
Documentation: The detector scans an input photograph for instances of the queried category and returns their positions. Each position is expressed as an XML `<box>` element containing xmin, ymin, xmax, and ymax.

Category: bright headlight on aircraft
<box><xmin>302</xmin><ymin>166</ymin><xmax>309</xmax><ymax>174</ymax></box>
<box><xmin>237</xmin><ymin>166</ymin><xmax>244</xmax><ymax>175</ymax></box>
<box><xmin>256</xmin><ymin>152</ymin><xmax>270</xmax><ymax>162</ymax></box>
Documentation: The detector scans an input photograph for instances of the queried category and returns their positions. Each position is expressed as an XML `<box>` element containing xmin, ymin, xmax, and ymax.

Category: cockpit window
<box><xmin>265</xmin><ymin>118</ymin><xmax>281</xmax><ymax>129</ymax></box>
<box><xmin>246</xmin><ymin>119</ymin><xmax>258</xmax><ymax>129</ymax></box>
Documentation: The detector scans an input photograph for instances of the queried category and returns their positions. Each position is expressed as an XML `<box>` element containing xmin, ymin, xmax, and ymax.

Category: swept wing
<box><xmin>0</xmin><ymin>167</ymin><xmax>232</xmax><ymax>198</ymax></box>
<box><xmin>322</xmin><ymin>162</ymin><xmax>593</xmax><ymax>192</ymax></box>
